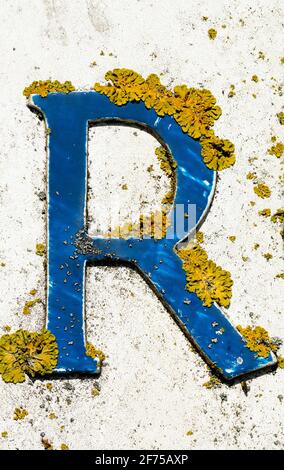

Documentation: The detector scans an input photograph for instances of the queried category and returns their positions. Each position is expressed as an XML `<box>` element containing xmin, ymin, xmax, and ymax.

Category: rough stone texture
<box><xmin>0</xmin><ymin>0</ymin><xmax>283</xmax><ymax>450</ymax></box>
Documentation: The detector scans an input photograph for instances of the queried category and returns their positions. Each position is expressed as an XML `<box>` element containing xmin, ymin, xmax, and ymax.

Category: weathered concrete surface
<box><xmin>0</xmin><ymin>0</ymin><xmax>283</xmax><ymax>450</ymax></box>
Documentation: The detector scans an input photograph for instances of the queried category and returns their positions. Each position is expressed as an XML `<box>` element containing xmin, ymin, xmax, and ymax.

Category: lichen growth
<box><xmin>196</xmin><ymin>231</ymin><xmax>204</xmax><ymax>243</ymax></box>
<box><xmin>277</xmin><ymin>112</ymin><xmax>284</xmax><ymax>125</ymax></box>
<box><xmin>208</xmin><ymin>28</ymin><xmax>217</xmax><ymax>40</ymax></box>
<box><xmin>251</xmin><ymin>75</ymin><xmax>259</xmax><ymax>83</ymax></box>
<box><xmin>201</xmin><ymin>133</ymin><xmax>235</xmax><ymax>171</ymax></box>
<box><xmin>91</xmin><ymin>386</ymin><xmax>100</xmax><ymax>397</ymax></box>
<box><xmin>60</xmin><ymin>443</ymin><xmax>70</xmax><ymax>450</ymax></box>
<box><xmin>268</xmin><ymin>140</ymin><xmax>284</xmax><ymax>158</ymax></box>
<box><xmin>86</xmin><ymin>341</ymin><xmax>105</xmax><ymax>363</ymax></box>
<box><xmin>23</xmin><ymin>80</ymin><xmax>75</xmax><ymax>98</ymax></box>
<box><xmin>258</xmin><ymin>208</ymin><xmax>271</xmax><ymax>217</ymax></box>
<box><xmin>13</xmin><ymin>407</ymin><xmax>28</xmax><ymax>421</ymax></box>
<box><xmin>0</xmin><ymin>329</ymin><xmax>58</xmax><ymax>383</ymax></box>
<box><xmin>253</xmin><ymin>183</ymin><xmax>271</xmax><ymax>199</ymax></box>
<box><xmin>177</xmin><ymin>243</ymin><xmax>233</xmax><ymax>308</ymax></box>
<box><xmin>22</xmin><ymin>298</ymin><xmax>41</xmax><ymax>315</ymax></box>
<box><xmin>246</xmin><ymin>172</ymin><xmax>256</xmax><ymax>180</ymax></box>
<box><xmin>271</xmin><ymin>208</ymin><xmax>284</xmax><ymax>224</ymax></box>
<box><xmin>237</xmin><ymin>325</ymin><xmax>279</xmax><ymax>358</ymax></box>
<box><xmin>1</xmin><ymin>431</ymin><xmax>8</xmax><ymax>438</ymax></box>
<box><xmin>105</xmin><ymin>145</ymin><xmax>175</xmax><ymax>240</ymax></box>
<box><xmin>278</xmin><ymin>357</ymin><xmax>284</xmax><ymax>369</ymax></box>
<box><xmin>262</xmin><ymin>252</ymin><xmax>272</xmax><ymax>261</ymax></box>
<box><xmin>94</xmin><ymin>69</ymin><xmax>235</xmax><ymax>171</ymax></box>
<box><xmin>276</xmin><ymin>273</ymin><xmax>284</xmax><ymax>280</ymax></box>
<box><xmin>202</xmin><ymin>375</ymin><xmax>221</xmax><ymax>389</ymax></box>
<box><xmin>36</xmin><ymin>243</ymin><xmax>45</xmax><ymax>257</ymax></box>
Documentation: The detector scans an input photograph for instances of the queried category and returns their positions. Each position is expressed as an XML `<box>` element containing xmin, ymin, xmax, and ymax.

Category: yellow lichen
<box><xmin>262</xmin><ymin>252</ymin><xmax>272</xmax><ymax>261</ymax></box>
<box><xmin>271</xmin><ymin>208</ymin><xmax>284</xmax><ymax>224</ymax></box>
<box><xmin>36</xmin><ymin>243</ymin><xmax>45</xmax><ymax>257</ymax></box>
<box><xmin>258</xmin><ymin>208</ymin><xmax>271</xmax><ymax>217</ymax></box>
<box><xmin>208</xmin><ymin>28</ymin><xmax>217</xmax><ymax>40</ymax></box>
<box><xmin>94</xmin><ymin>69</ymin><xmax>234</xmax><ymax>171</ymax></box>
<box><xmin>23</xmin><ymin>80</ymin><xmax>75</xmax><ymax>98</ymax></box>
<box><xmin>258</xmin><ymin>51</ymin><xmax>265</xmax><ymax>60</ymax></box>
<box><xmin>91</xmin><ymin>386</ymin><xmax>100</xmax><ymax>397</ymax></box>
<box><xmin>1</xmin><ymin>431</ymin><xmax>8</xmax><ymax>438</ymax></box>
<box><xmin>22</xmin><ymin>298</ymin><xmax>41</xmax><ymax>315</ymax></box>
<box><xmin>0</xmin><ymin>329</ymin><xmax>58</xmax><ymax>383</ymax></box>
<box><xmin>48</xmin><ymin>413</ymin><xmax>57</xmax><ymax>420</ymax></box>
<box><xmin>155</xmin><ymin>145</ymin><xmax>176</xmax><ymax>206</ymax></box>
<box><xmin>186</xmin><ymin>430</ymin><xmax>193</xmax><ymax>436</ymax></box>
<box><xmin>202</xmin><ymin>375</ymin><xmax>221</xmax><ymax>389</ymax></box>
<box><xmin>228</xmin><ymin>84</ymin><xmax>235</xmax><ymax>98</ymax></box>
<box><xmin>13</xmin><ymin>407</ymin><xmax>28</xmax><ymax>421</ymax></box>
<box><xmin>278</xmin><ymin>357</ymin><xmax>284</xmax><ymax>368</ymax></box>
<box><xmin>237</xmin><ymin>325</ymin><xmax>279</xmax><ymax>358</ymax></box>
<box><xmin>177</xmin><ymin>243</ymin><xmax>233</xmax><ymax>308</ymax></box>
<box><xmin>94</xmin><ymin>69</ymin><xmax>145</xmax><ymax>105</ymax></box>
<box><xmin>276</xmin><ymin>273</ymin><xmax>284</xmax><ymax>280</ymax></box>
<box><xmin>201</xmin><ymin>133</ymin><xmax>235</xmax><ymax>171</ymax></box>
<box><xmin>60</xmin><ymin>443</ymin><xmax>69</xmax><ymax>450</ymax></box>
<box><xmin>246</xmin><ymin>172</ymin><xmax>256</xmax><ymax>180</ymax></box>
<box><xmin>173</xmin><ymin>86</ymin><xmax>222</xmax><ymax>139</ymax></box>
<box><xmin>251</xmin><ymin>75</ymin><xmax>259</xmax><ymax>82</ymax></box>
<box><xmin>277</xmin><ymin>112</ymin><xmax>284</xmax><ymax>125</ymax></box>
<box><xmin>228</xmin><ymin>235</ymin><xmax>236</xmax><ymax>242</ymax></box>
<box><xmin>196</xmin><ymin>231</ymin><xmax>204</xmax><ymax>243</ymax></box>
<box><xmin>268</xmin><ymin>140</ymin><xmax>284</xmax><ymax>158</ymax></box>
<box><xmin>253</xmin><ymin>183</ymin><xmax>271</xmax><ymax>199</ymax></box>
<box><xmin>86</xmin><ymin>341</ymin><xmax>105</xmax><ymax>363</ymax></box>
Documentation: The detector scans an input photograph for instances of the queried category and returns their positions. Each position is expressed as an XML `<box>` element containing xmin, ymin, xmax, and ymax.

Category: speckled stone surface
<box><xmin>0</xmin><ymin>0</ymin><xmax>283</xmax><ymax>450</ymax></box>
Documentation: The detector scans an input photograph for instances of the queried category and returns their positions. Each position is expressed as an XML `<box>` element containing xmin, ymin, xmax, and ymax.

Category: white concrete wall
<box><xmin>0</xmin><ymin>0</ymin><xmax>283</xmax><ymax>450</ymax></box>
